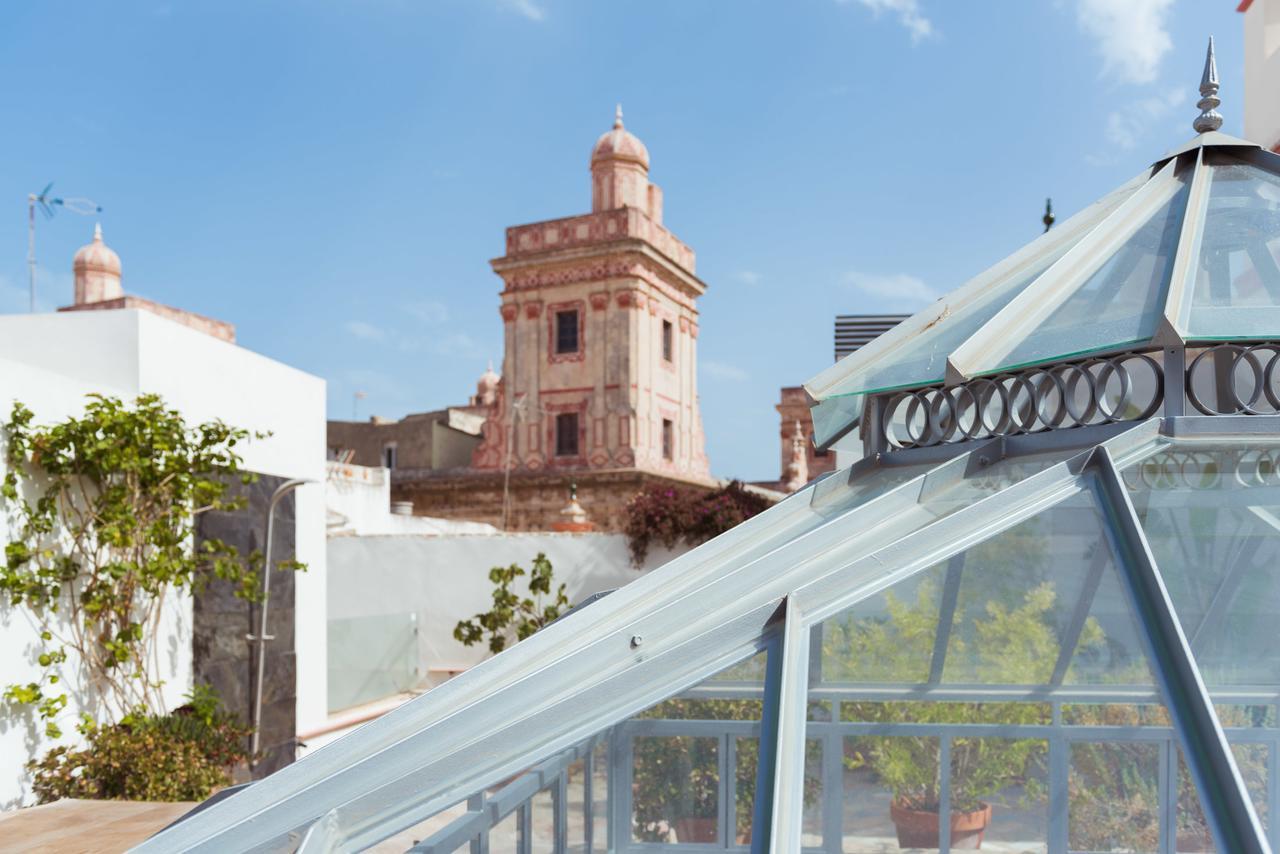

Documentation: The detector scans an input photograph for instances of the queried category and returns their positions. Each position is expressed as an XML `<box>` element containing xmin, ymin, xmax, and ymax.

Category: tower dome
<box><xmin>590</xmin><ymin>105</ymin><xmax>649</xmax><ymax>171</ymax></box>
<box><xmin>472</xmin><ymin>361</ymin><xmax>500</xmax><ymax>407</ymax></box>
<box><xmin>73</xmin><ymin>223</ymin><xmax>122</xmax><ymax>305</ymax></box>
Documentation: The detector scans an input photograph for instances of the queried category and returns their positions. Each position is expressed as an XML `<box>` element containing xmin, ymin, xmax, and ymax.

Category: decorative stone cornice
<box><xmin>501</xmin><ymin>206</ymin><xmax>694</xmax><ymax>274</ymax></box>
<box><xmin>495</xmin><ymin>248</ymin><xmax>703</xmax><ymax>313</ymax></box>
<box><xmin>493</xmin><ymin>239</ymin><xmax>705</xmax><ymax>304</ymax></box>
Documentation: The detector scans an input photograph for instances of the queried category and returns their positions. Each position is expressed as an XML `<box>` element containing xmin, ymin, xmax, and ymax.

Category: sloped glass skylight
<box><xmin>1188</xmin><ymin>157</ymin><xmax>1280</xmax><ymax>339</ymax></box>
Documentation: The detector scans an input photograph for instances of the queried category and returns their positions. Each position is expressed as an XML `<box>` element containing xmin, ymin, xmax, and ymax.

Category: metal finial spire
<box><xmin>1194</xmin><ymin>36</ymin><xmax>1223</xmax><ymax>134</ymax></box>
<box><xmin>1042</xmin><ymin>198</ymin><xmax>1055</xmax><ymax>233</ymax></box>
<box><xmin>614</xmin><ymin>103</ymin><xmax>624</xmax><ymax>129</ymax></box>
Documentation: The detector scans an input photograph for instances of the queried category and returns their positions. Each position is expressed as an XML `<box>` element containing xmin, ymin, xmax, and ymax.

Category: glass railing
<box><xmin>327</xmin><ymin>612</ymin><xmax>419</xmax><ymax>713</ymax></box>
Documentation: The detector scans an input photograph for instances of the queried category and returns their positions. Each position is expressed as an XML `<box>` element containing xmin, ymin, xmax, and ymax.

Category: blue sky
<box><xmin>0</xmin><ymin>1</ymin><xmax>1246</xmax><ymax>481</ymax></box>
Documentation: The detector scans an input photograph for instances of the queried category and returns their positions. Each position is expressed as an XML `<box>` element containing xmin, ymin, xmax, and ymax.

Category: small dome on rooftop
<box><xmin>73</xmin><ymin>223</ymin><xmax>120</xmax><ymax>277</ymax></box>
<box><xmin>591</xmin><ymin>105</ymin><xmax>649</xmax><ymax>170</ymax></box>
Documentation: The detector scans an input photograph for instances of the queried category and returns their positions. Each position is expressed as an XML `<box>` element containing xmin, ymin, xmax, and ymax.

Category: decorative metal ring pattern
<box><xmin>1121</xmin><ymin>448</ymin><xmax>1280</xmax><ymax>491</ymax></box>
<box><xmin>879</xmin><ymin>353</ymin><xmax>1163</xmax><ymax>449</ymax></box>
<box><xmin>1186</xmin><ymin>344</ymin><xmax>1280</xmax><ymax>415</ymax></box>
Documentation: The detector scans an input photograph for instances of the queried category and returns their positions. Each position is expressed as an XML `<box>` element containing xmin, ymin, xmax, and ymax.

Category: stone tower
<box><xmin>472</xmin><ymin>107</ymin><xmax>712</xmax><ymax>485</ymax></box>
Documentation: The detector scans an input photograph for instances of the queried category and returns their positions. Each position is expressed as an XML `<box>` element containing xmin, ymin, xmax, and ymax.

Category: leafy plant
<box><xmin>28</xmin><ymin>684</ymin><xmax>251</xmax><ymax>803</ymax></box>
<box><xmin>631</xmin><ymin>657</ymin><xmax>821</xmax><ymax>843</ymax></box>
<box><xmin>453</xmin><ymin>552</ymin><xmax>570</xmax><ymax>653</ymax></box>
<box><xmin>0</xmin><ymin>394</ymin><xmax>283</xmax><ymax>736</ymax></box>
<box><xmin>624</xmin><ymin>480</ymin><xmax>772</xmax><ymax>565</ymax></box>
<box><xmin>828</xmin><ymin>540</ymin><xmax>1109</xmax><ymax>816</ymax></box>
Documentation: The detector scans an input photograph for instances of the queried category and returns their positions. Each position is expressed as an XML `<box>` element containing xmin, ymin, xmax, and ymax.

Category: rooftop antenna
<box><xmin>1042</xmin><ymin>198</ymin><xmax>1055</xmax><ymax>233</ymax></box>
<box><xmin>1193</xmin><ymin>36</ymin><xmax>1223</xmax><ymax>134</ymax></box>
<box><xmin>27</xmin><ymin>183</ymin><xmax>102</xmax><ymax>312</ymax></box>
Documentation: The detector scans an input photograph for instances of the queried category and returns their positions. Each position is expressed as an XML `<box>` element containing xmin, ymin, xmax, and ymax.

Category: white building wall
<box><xmin>1245</xmin><ymin>0</ymin><xmax>1280</xmax><ymax>149</ymax></box>
<box><xmin>0</xmin><ymin>309</ymin><xmax>325</xmax><ymax>806</ymax></box>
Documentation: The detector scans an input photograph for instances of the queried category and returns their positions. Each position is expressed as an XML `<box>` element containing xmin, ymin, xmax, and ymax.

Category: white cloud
<box><xmin>844</xmin><ymin>0</ymin><xmax>935</xmax><ymax>43</ymax></box>
<box><xmin>844</xmin><ymin>270</ymin><xmax>938</xmax><ymax>310</ymax></box>
<box><xmin>1075</xmin><ymin>0</ymin><xmax>1173</xmax><ymax>86</ymax></box>
<box><xmin>733</xmin><ymin>271</ymin><xmax>761</xmax><ymax>286</ymax></box>
<box><xmin>406</xmin><ymin>301</ymin><xmax>449</xmax><ymax>325</ymax></box>
<box><xmin>702</xmin><ymin>360</ymin><xmax>750</xmax><ymax>382</ymax></box>
<box><xmin>1101</xmin><ymin>86</ymin><xmax>1186</xmax><ymax>151</ymax></box>
<box><xmin>500</xmin><ymin>0</ymin><xmax>545</xmax><ymax>22</ymax></box>
<box><xmin>344</xmin><ymin>320</ymin><xmax>386</xmax><ymax>341</ymax></box>
<box><xmin>430</xmin><ymin>331</ymin><xmax>485</xmax><ymax>359</ymax></box>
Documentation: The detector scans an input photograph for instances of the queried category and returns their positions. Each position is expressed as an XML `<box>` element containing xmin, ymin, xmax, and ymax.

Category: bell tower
<box><xmin>472</xmin><ymin>108</ymin><xmax>712</xmax><ymax>487</ymax></box>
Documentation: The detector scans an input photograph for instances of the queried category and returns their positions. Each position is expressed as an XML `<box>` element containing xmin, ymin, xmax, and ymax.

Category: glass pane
<box><xmin>1176</xmin><ymin>740</ymin><xmax>1271</xmax><ymax>852</ymax></box>
<box><xmin>1069</xmin><ymin>741</ymin><xmax>1160</xmax><ymax>852</ymax></box>
<box><xmin>985</xmin><ymin>171</ymin><xmax>1190</xmax><ymax>372</ymax></box>
<box><xmin>733</xmin><ymin>736</ymin><xmax>824</xmax><ymax>847</ymax></box>
<box><xmin>1124</xmin><ymin>443</ymin><xmax>1280</xmax><ymax>688</ymax></box>
<box><xmin>809</xmin><ymin>486</ymin><xmax>1178</xmax><ymax>854</ymax></box>
<box><xmin>1188</xmin><ymin>158</ymin><xmax>1280</xmax><ymax>339</ymax></box>
<box><xmin>827</xmin><ymin>243</ymin><xmax>1078</xmax><ymax>397</ymax></box>
<box><xmin>413</xmin><ymin>648</ymin><xmax>770</xmax><ymax>850</ymax></box>
<box><xmin>810</xmin><ymin>171</ymin><xmax>1143</xmax><ymax>416</ymax></box>
<box><xmin>327</xmin><ymin>611</ymin><xmax>419</xmax><ymax>712</ymax></box>
<box><xmin>950</xmin><ymin>737</ymin><xmax>1048</xmax><ymax>852</ymax></box>
<box><xmin>632</xmin><ymin>735</ymin><xmax>719</xmax><ymax>842</ymax></box>
<box><xmin>811</xmin><ymin>393</ymin><xmax>864</xmax><ymax>450</ymax></box>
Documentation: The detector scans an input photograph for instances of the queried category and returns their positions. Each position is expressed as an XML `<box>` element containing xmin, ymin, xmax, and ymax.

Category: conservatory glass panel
<box><xmin>1187</xmin><ymin>158</ymin><xmax>1280</xmax><ymax>339</ymax></box>
<box><xmin>825</xmin><ymin>238</ymin><xmax>1081</xmax><ymax>398</ymax></box>
<box><xmin>806</xmin><ymin>486</ymin><xmax>1182</xmax><ymax>853</ymax></box>
<box><xmin>408</xmin><ymin>649</ymin><xmax>771</xmax><ymax>852</ymax></box>
<box><xmin>1122</xmin><ymin>443</ymin><xmax>1280</xmax><ymax>687</ymax></box>
<box><xmin>1123</xmin><ymin>441</ymin><xmax>1280</xmax><ymax>850</ymax></box>
<box><xmin>809</xmin><ymin>170</ymin><xmax>1145</xmax><ymax>410</ymax></box>
<box><xmin>1176</xmin><ymin>741</ymin><xmax>1271</xmax><ymax>851</ymax></box>
<box><xmin>811</xmin><ymin>393</ymin><xmax>865</xmax><ymax>450</ymax></box>
<box><xmin>984</xmin><ymin>171</ymin><xmax>1191</xmax><ymax>373</ymax></box>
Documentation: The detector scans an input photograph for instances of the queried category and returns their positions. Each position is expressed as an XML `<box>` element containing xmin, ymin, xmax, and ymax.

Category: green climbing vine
<box><xmin>0</xmin><ymin>394</ymin><xmax>276</xmax><ymax>736</ymax></box>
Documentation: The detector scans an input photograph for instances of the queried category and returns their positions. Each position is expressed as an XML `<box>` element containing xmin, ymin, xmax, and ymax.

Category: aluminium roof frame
<box><xmin>135</xmin><ymin>415</ymin><xmax>1272</xmax><ymax>854</ymax></box>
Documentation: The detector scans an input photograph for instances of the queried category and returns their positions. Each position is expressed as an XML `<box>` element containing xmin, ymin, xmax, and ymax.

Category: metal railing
<box><xmin>413</xmin><ymin>685</ymin><xmax>1279</xmax><ymax>853</ymax></box>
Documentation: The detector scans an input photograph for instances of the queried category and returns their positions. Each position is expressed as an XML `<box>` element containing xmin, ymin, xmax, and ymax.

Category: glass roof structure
<box><xmin>139</xmin><ymin>43</ymin><xmax>1277</xmax><ymax>854</ymax></box>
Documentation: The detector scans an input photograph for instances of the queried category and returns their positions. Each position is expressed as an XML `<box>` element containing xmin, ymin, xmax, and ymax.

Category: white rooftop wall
<box><xmin>1245</xmin><ymin>0</ymin><xmax>1280</xmax><ymax>149</ymax></box>
<box><xmin>0</xmin><ymin>309</ymin><xmax>326</xmax><ymax>807</ymax></box>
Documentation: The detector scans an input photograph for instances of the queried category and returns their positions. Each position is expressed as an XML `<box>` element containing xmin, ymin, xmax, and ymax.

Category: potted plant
<box><xmin>829</xmin><ymin>548</ymin><xmax>1078</xmax><ymax>849</ymax></box>
<box><xmin>631</xmin><ymin>728</ymin><xmax>721</xmax><ymax>842</ymax></box>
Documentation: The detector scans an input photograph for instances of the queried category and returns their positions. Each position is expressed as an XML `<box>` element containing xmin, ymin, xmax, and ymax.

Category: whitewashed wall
<box><xmin>0</xmin><ymin>309</ymin><xmax>325</xmax><ymax>807</ymax></box>
<box><xmin>1245</xmin><ymin>0</ymin><xmax>1280</xmax><ymax>150</ymax></box>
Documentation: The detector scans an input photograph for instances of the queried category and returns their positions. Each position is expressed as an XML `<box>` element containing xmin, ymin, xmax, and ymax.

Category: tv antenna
<box><xmin>27</xmin><ymin>182</ymin><xmax>103</xmax><ymax>312</ymax></box>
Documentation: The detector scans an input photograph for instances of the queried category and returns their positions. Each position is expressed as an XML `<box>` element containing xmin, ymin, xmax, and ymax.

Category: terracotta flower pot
<box><xmin>673</xmin><ymin>816</ymin><xmax>716</xmax><ymax>843</ymax></box>
<box><xmin>889</xmin><ymin>800</ymin><xmax>992</xmax><ymax>850</ymax></box>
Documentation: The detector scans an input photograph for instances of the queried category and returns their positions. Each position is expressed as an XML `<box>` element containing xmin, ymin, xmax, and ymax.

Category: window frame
<box><xmin>548</xmin><ymin>301</ymin><xmax>586</xmax><ymax>363</ymax></box>
<box><xmin>555</xmin><ymin>411</ymin><xmax>580</xmax><ymax>458</ymax></box>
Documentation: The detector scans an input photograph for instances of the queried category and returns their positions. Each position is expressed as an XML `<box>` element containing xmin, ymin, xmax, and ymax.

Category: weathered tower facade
<box><xmin>472</xmin><ymin>108</ymin><xmax>712</xmax><ymax>486</ymax></box>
